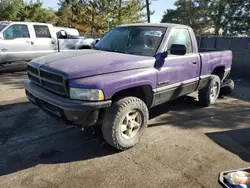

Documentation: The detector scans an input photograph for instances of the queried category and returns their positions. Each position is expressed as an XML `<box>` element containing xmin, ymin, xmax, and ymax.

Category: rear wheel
<box><xmin>102</xmin><ymin>97</ymin><xmax>148</xmax><ymax>151</ymax></box>
<box><xmin>199</xmin><ymin>75</ymin><xmax>220</xmax><ymax>107</ymax></box>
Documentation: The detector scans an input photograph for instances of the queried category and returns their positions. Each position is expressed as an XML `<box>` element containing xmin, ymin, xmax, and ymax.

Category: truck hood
<box><xmin>31</xmin><ymin>50</ymin><xmax>155</xmax><ymax>79</ymax></box>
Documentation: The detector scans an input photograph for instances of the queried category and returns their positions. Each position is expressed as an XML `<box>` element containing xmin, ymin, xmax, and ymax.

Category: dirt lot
<box><xmin>0</xmin><ymin>73</ymin><xmax>250</xmax><ymax>188</ymax></box>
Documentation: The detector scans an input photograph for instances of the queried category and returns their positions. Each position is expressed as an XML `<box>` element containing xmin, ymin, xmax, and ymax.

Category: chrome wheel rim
<box><xmin>210</xmin><ymin>82</ymin><xmax>219</xmax><ymax>102</ymax></box>
<box><xmin>121</xmin><ymin>110</ymin><xmax>142</xmax><ymax>139</ymax></box>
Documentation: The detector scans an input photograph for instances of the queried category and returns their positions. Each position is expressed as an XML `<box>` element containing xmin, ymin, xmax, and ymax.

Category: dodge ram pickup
<box><xmin>24</xmin><ymin>23</ymin><xmax>233</xmax><ymax>150</ymax></box>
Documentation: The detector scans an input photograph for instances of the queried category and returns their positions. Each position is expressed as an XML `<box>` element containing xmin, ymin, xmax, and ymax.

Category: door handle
<box><xmin>26</xmin><ymin>41</ymin><xmax>34</xmax><ymax>45</ymax></box>
<box><xmin>1</xmin><ymin>48</ymin><xmax>7</xmax><ymax>52</ymax></box>
<box><xmin>51</xmin><ymin>41</ymin><xmax>55</xmax><ymax>44</ymax></box>
<box><xmin>192</xmin><ymin>62</ymin><xmax>197</xmax><ymax>65</ymax></box>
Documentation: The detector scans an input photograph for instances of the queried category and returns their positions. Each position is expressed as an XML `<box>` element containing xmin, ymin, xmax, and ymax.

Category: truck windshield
<box><xmin>95</xmin><ymin>26</ymin><xmax>167</xmax><ymax>57</ymax></box>
<box><xmin>0</xmin><ymin>23</ymin><xmax>9</xmax><ymax>31</ymax></box>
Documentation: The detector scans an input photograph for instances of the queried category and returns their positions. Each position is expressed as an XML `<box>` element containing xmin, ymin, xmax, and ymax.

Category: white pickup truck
<box><xmin>0</xmin><ymin>21</ymin><xmax>97</xmax><ymax>72</ymax></box>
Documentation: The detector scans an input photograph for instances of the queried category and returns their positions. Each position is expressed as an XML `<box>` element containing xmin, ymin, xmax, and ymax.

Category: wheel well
<box><xmin>78</xmin><ymin>45</ymin><xmax>92</xmax><ymax>50</ymax></box>
<box><xmin>111</xmin><ymin>85</ymin><xmax>153</xmax><ymax>107</ymax></box>
<box><xmin>212</xmin><ymin>66</ymin><xmax>225</xmax><ymax>80</ymax></box>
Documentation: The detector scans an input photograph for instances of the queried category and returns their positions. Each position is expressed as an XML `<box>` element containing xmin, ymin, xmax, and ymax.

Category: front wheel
<box><xmin>102</xmin><ymin>97</ymin><xmax>149</xmax><ymax>151</ymax></box>
<box><xmin>199</xmin><ymin>75</ymin><xmax>221</xmax><ymax>107</ymax></box>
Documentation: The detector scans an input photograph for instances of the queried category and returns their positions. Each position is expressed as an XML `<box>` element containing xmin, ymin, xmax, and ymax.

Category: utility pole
<box><xmin>118</xmin><ymin>0</ymin><xmax>122</xmax><ymax>25</ymax></box>
<box><xmin>146</xmin><ymin>0</ymin><xmax>158</xmax><ymax>23</ymax></box>
<box><xmin>146</xmin><ymin>0</ymin><xmax>150</xmax><ymax>23</ymax></box>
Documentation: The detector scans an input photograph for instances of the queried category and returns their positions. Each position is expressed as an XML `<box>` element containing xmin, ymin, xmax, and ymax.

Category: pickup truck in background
<box><xmin>0</xmin><ymin>21</ymin><xmax>97</xmax><ymax>72</ymax></box>
<box><xmin>24</xmin><ymin>23</ymin><xmax>233</xmax><ymax>150</ymax></box>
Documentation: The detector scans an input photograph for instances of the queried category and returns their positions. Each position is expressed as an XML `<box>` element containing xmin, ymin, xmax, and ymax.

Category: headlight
<box><xmin>70</xmin><ymin>88</ymin><xmax>104</xmax><ymax>101</ymax></box>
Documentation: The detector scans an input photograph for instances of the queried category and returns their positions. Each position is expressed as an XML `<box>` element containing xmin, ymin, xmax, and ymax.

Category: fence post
<box><xmin>198</xmin><ymin>36</ymin><xmax>202</xmax><ymax>48</ymax></box>
<box><xmin>214</xmin><ymin>37</ymin><xmax>217</xmax><ymax>49</ymax></box>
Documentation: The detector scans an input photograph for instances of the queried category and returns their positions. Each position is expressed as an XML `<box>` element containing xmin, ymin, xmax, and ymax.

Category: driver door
<box><xmin>1</xmin><ymin>24</ymin><xmax>35</xmax><ymax>63</ymax></box>
<box><xmin>155</xmin><ymin>28</ymin><xmax>200</xmax><ymax>105</ymax></box>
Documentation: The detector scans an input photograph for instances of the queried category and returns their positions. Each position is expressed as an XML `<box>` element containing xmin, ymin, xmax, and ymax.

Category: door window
<box><xmin>167</xmin><ymin>29</ymin><xmax>193</xmax><ymax>54</ymax></box>
<box><xmin>33</xmin><ymin>25</ymin><xmax>51</xmax><ymax>38</ymax></box>
<box><xmin>3</xmin><ymin>24</ymin><xmax>30</xmax><ymax>40</ymax></box>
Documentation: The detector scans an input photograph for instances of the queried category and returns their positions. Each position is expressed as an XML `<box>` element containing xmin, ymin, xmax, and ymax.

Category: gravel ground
<box><xmin>0</xmin><ymin>72</ymin><xmax>27</xmax><ymax>104</ymax></box>
<box><xmin>0</xmin><ymin>72</ymin><xmax>250</xmax><ymax>188</ymax></box>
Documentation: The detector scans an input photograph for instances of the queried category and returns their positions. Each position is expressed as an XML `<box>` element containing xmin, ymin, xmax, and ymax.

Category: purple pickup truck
<box><xmin>24</xmin><ymin>23</ymin><xmax>233</xmax><ymax>150</ymax></box>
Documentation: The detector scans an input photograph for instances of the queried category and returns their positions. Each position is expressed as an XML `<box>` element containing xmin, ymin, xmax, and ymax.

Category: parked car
<box><xmin>24</xmin><ymin>23</ymin><xmax>233</xmax><ymax>150</ymax></box>
<box><xmin>0</xmin><ymin>22</ymin><xmax>96</xmax><ymax>72</ymax></box>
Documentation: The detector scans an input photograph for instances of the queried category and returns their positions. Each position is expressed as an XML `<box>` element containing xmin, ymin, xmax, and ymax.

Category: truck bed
<box><xmin>199</xmin><ymin>48</ymin><xmax>223</xmax><ymax>52</ymax></box>
<box><xmin>198</xmin><ymin>48</ymin><xmax>232</xmax><ymax>77</ymax></box>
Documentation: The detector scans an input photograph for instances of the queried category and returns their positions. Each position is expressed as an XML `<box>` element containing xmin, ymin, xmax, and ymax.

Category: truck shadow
<box><xmin>0</xmin><ymin>125</ymin><xmax>117</xmax><ymax>176</ymax></box>
<box><xmin>149</xmin><ymin>95</ymin><xmax>200</xmax><ymax>120</ymax></box>
<box><xmin>0</xmin><ymin>101</ymin><xmax>117</xmax><ymax>176</ymax></box>
<box><xmin>1</xmin><ymin>94</ymin><xmax>250</xmax><ymax>176</ymax></box>
<box><xmin>206</xmin><ymin>128</ymin><xmax>250</xmax><ymax>162</ymax></box>
<box><xmin>148</xmin><ymin>96</ymin><xmax>250</xmax><ymax>130</ymax></box>
<box><xmin>148</xmin><ymin>95</ymin><xmax>250</xmax><ymax>163</ymax></box>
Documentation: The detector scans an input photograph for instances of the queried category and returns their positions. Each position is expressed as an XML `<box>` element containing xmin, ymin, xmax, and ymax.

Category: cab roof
<box><xmin>4</xmin><ymin>21</ymin><xmax>53</xmax><ymax>26</ymax></box>
<box><xmin>119</xmin><ymin>23</ymin><xmax>191</xmax><ymax>29</ymax></box>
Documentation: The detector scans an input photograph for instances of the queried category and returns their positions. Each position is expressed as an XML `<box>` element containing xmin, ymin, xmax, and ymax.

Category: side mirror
<box><xmin>160</xmin><ymin>51</ymin><xmax>168</xmax><ymax>59</ymax></box>
<box><xmin>154</xmin><ymin>51</ymin><xmax>168</xmax><ymax>69</ymax></box>
<box><xmin>170</xmin><ymin>44</ymin><xmax>186</xmax><ymax>55</ymax></box>
<box><xmin>57</xmin><ymin>30</ymin><xmax>68</xmax><ymax>39</ymax></box>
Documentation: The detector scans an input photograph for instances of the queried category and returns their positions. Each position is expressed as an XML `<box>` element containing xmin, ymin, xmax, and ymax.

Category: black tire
<box><xmin>102</xmin><ymin>97</ymin><xmax>149</xmax><ymax>151</ymax></box>
<box><xmin>220</xmin><ymin>79</ymin><xmax>234</xmax><ymax>96</ymax></box>
<box><xmin>199</xmin><ymin>75</ymin><xmax>221</xmax><ymax>107</ymax></box>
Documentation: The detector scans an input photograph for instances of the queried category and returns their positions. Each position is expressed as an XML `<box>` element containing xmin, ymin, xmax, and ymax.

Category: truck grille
<box><xmin>27</xmin><ymin>65</ymin><xmax>68</xmax><ymax>96</ymax></box>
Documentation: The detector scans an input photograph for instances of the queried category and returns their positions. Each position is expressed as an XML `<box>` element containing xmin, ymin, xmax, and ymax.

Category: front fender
<box><xmin>69</xmin><ymin>68</ymin><xmax>157</xmax><ymax>99</ymax></box>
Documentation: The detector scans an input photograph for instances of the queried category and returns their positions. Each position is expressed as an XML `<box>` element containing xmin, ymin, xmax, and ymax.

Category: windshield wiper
<box><xmin>113</xmin><ymin>49</ymin><xmax>128</xmax><ymax>54</ymax></box>
<box><xmin>100</xmin><ymin>48</ymin><xmax>128</xmax><ymax>54</ymax></box>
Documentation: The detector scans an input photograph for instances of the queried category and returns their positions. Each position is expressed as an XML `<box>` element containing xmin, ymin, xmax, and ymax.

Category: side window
<box><xmin>3</xmin><ymin>24</ymin><xmax>30</xmax><ymax>40</ymax></box>
<box><xmin>167</xmin><ymin>29</ymin><xmax>193</xmax><ymax>54</ymax></box>
<box><xmin>33</xmin><ymin>25</ymin><xmax>51</xmax><ymax>38</ymax></box>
